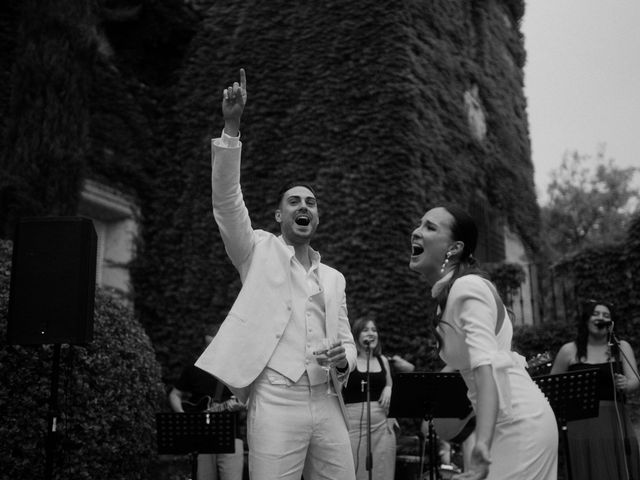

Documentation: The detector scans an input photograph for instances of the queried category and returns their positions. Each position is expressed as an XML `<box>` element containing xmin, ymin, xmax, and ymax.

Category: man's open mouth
<box><xmin>295</xmin><ymin>215</ymin><xmax>311</xmax><ymax>226</ymax></box>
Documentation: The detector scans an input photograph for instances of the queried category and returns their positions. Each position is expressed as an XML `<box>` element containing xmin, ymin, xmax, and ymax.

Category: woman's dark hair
<box><xmin>575</xmin><ymin>299</ymin><xmax>615</xmax><ymax>361</ymax></box>
<box><xmin>433</xmin><ymin>204</ymin><xmax>488</xmax><ymax>311</ymax></box>
<box><xmin>445</xmin><ymin>204</ymin><xmax>478</xmax><ymax>262</ymax></box>
<box><xmin>432</xmin><ymin>205</ymin><xmax>490</xmax><ymax>350</ymax></box>
<box><xmin>351</xmin><ymin>318</ymin><xmax>383</xmax><ymax>356</ymax></box>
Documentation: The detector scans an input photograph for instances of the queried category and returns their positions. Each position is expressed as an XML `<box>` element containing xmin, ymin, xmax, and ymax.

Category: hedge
<box><xmin>0</xmin><ymin>239</ymin><xmax>165</xmax><ymax>480</ymax></box>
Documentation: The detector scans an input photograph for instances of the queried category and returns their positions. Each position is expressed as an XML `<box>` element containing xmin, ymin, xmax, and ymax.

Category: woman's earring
<box><xmin>440</xmin><ymin>251</ymin><xmax>452</xmax><ymax>273</ymax></box>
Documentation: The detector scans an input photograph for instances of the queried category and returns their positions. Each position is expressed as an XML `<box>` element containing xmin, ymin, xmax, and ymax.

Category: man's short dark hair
<box><xmin>276</xmin><ymin>181</ymin><xmax>317</xmax><ymax>207</ymax></box>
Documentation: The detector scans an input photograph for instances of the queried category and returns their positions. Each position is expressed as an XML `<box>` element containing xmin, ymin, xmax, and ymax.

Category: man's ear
<box><xmin>275</xmin><ymin>209</ymin><xmax>282</xmax><ymax>223</ymax></box>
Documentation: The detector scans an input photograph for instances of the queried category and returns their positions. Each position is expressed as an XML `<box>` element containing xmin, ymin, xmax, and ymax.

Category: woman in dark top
<box><xmin>551</xmin><ymin>300</ymin><xmax>640</xmax><ymax>480</ymax></box>
<box><xmin>343</xmin><ymin>318</ymin><xmax>395</xmax><ymax>480</ymax></box>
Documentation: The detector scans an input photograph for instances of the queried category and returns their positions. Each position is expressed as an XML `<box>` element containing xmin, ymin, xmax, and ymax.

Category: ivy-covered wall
<box><xmin>137</xmin><ymin>0</ymin><xmax>538</xmax><ymax>380</ymax></box>
<box><xmin>0</xmin><ymin>0</ymin><xmax>95</xmax><ymax>234</ymax></box>
<box><xmin>1</xmin><ymin>0</ymin><xmax>539</xmax><ymax>383</ymax></box>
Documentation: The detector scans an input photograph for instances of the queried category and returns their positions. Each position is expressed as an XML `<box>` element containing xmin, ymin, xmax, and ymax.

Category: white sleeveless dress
<box><xmin>435</xmin><ymin>274</ymin><xmax>558</xmax><ymax>480</ymax></box>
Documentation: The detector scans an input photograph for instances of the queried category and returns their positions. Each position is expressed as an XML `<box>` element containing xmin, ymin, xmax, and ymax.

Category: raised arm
<box><xmin>212</xmin><ymin>69</ymin><xmax>254</xmax><ymax>271</ymax></box>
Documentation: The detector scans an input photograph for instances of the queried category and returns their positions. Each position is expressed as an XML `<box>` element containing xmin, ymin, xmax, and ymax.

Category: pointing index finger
<box><xmin>239</xmin><ymin>68</ymin><xmax>247</xmax><ymax>92</ymax></box>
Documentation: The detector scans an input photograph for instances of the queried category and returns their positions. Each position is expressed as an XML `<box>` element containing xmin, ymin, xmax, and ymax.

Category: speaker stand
<box><xmin>45</xmin><ymin>344</ymin><xmax>62</xmax><ymax>480</ymax></box>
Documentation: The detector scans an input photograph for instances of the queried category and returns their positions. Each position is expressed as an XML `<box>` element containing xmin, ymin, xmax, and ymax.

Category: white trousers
<box><xmin>247</xmin><ymin>370</ymin><xmax>356</xmax><ymax>480</ymax></box>
<box><xmin>197</xmin><ymin>438</ymin><xmax>244</xmax><ymax>480</ymax></box>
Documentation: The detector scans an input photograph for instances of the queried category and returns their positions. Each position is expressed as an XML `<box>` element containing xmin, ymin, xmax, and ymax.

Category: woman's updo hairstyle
<box><xmin>434</xmin><ymin>204</ymin><xmax>487</xmax><ymax>313</ymax></box>
<box><xmin>443</xmin><ymin>204</ymin><xmax>479</xmax><ymax>267</ymax></box>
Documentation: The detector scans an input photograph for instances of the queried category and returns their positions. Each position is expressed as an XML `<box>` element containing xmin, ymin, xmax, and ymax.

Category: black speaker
<box><xmin>7</xmin><ymin>217</ymin><xmax>97</xmax><ymax>345</ymax></box>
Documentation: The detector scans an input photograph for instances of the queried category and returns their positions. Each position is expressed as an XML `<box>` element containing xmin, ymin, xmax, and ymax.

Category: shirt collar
<box><xmin>431</xmin><ymin>271</ymin><xmax>454</xmax><ymax>298</ymax></box>
<box><xmin>308</xmin><ymin>246</ymin><xmax>321</xmax><ymax>268</ymax></box>
<box><xmin>278</xmin><ymin>235</ymin><xmax>321</xmax><ymax>268</ymax></box>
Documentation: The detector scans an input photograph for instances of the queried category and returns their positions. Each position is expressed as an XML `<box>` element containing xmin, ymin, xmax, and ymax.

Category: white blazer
<box><xmin>195</xmin><ymin>137</ymin><xmax>356</xmax><ymax>402</ymax></box>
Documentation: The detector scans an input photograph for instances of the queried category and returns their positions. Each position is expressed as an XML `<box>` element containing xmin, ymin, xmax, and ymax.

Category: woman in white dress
<box><xmin>408</xmin><ymin>205</ymin><xmax>558</xmax><ymax>480</ymax></box>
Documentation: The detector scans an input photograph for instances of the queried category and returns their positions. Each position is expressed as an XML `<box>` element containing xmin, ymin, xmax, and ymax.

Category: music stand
<box><xmin>533</xmin><ymin>369</ymin><xmax>599</xmax><ymax>480</ymax></box>
<box><xmin>156</xmin><ymin>412</ymin><xmax>236</xmax><ymax>480</ymax></box>
<box><xmin>389</xmin><ymin>373</ymin><xmax>472</xmax><ymax>480</ymax></box>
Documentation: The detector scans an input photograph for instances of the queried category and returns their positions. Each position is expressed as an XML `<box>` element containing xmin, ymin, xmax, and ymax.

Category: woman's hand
<box><xmin>378</xmin><ymin>385</ymin><xmax>392</xmax><ymax>413</ymax></box>
<box><xmin>615</xmin><ymin>373</ymin><xmax>629</xmax><ymax>392</ymax></box>
<box><xmin>452</xmin><ymin>441</ymin><xmax>491</xmax><ymax>479</ymax></box>
<box><xmin>225</xmin><ymin>396</ymin><xmax>246</xmax><ymax>412</ymax></box>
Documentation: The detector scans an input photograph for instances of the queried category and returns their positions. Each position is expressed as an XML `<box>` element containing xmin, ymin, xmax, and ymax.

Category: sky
<box><xmin>521</xmin><ymin>1</ymin><xmax>640</xmax><ymax>205</ymax></box>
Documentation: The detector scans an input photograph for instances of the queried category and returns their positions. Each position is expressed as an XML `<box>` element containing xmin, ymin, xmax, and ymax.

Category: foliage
<box><xmin>541</xmin><ymin>149</ymin><xmax>640</xmax><ymax>260</ymax></box>
<box><xmin>0</xmin><ymin>239</ymin><xmax>165</xmax><ymax>480</ymax></box>
<box><xmin>625</xmin><ymin>214</ymin><xmax>640</xmax><ymax>316</ymax></box>
<box><xmin>126</xmin><ymin>0</ymin><xmax>535</xmax><ymax>382</ymax></box>
<box><xmin>0</xmin><ymin>0</ymin><xmax>537</xmax><ymax>386</ymax></box>
<box><xmin>0</xmin><ymin>0</ymin><xmax>96</xmax><ymax>238</ymax></box>
<box><xmin>550</xmin><ymin>211</ymin><xmax>640</xmax><ymax>338</ymax></box>
<box><xmin>487</xmin><ymin>262</ymin><xmax>526</xmax><ymax>303</ymax></box>
<box><xmin>512</xmin><ymin>321</ymin><xmax>575</xmax><ymax>361</ymax></box>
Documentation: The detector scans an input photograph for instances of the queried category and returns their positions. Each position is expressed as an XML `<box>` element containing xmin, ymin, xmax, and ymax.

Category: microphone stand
<box><xmin>610</xmin><ymin>332</ymin><xmax>640</xmax><ymax>385</ymax></box>
<box><xmin>365</xmin><ymin>343</ymin><xmax>373</xmax><ymax>480</ymax></box>
<box><xmin>609</xmin><ymin>328</ymin><xmax>632</xmax><ymax>480</ymax></box>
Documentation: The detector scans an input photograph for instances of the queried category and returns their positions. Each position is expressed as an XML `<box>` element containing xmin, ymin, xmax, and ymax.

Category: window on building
<box><xmin>77</xmin><ymin>179</ymin><xmax>138</xmax><ymax>302</ymax></box>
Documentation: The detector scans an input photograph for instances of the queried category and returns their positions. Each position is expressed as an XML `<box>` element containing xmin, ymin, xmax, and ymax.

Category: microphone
<box><xmin>363</xmin><ymin>339</ymin><xmax>371</xmax><ymax>350</ymax></box>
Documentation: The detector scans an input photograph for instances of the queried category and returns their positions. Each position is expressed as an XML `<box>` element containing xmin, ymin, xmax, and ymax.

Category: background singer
<box><xmin>343</xmin><ymin>318</ymin><xmax>396</xmax><ymax>480</ymax></box>
<box><xmin>551</xmin><ymin>299</ymin><xmax>640</xmax><ymax>480</ymax></box>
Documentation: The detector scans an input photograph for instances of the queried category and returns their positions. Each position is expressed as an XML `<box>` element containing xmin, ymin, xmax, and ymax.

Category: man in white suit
<box><xmin>195</xmin><ymin>69</ymin><xmax>357</xmax><ymax>480</ymax></box>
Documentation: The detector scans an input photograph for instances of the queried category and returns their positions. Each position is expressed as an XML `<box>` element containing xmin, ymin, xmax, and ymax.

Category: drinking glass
<box><xmin>314</xmin><ymin>338</ymin><xmax>337</xmax><ymax>395</ymax></box>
